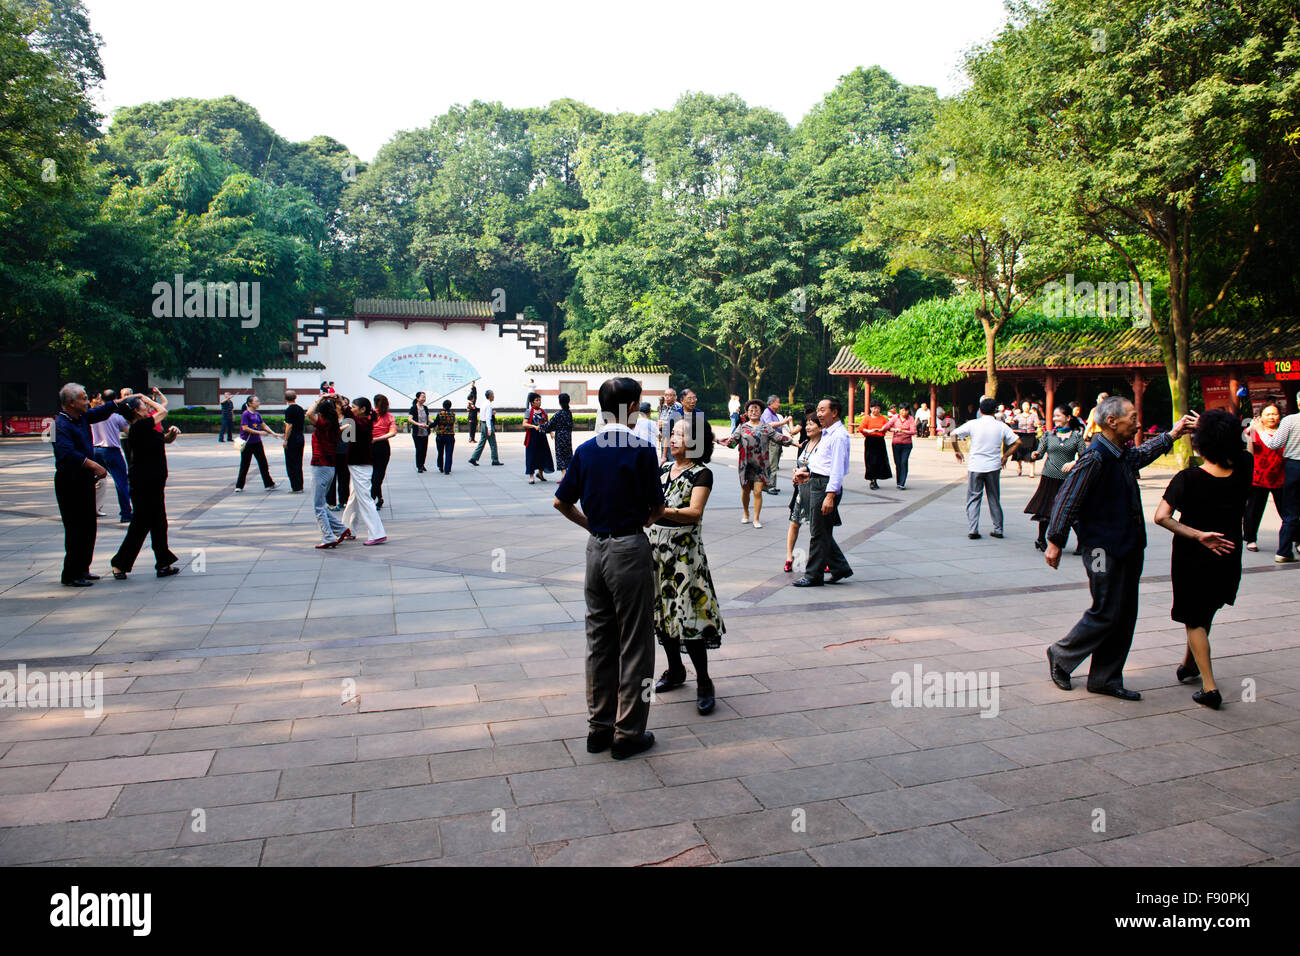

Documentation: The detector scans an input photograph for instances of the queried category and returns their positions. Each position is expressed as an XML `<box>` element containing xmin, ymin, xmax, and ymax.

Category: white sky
<box><xmin>85</xmin><ymin>0</ymin><xmax>1008</xmax><ymax>161</ymax></box>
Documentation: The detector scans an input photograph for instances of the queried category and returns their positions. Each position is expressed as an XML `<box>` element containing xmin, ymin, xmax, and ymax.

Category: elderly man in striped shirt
<box><xmin>1043</xmin><ymin>396</ymin><xmax>1197</xmax><ymax>700</ymax></box>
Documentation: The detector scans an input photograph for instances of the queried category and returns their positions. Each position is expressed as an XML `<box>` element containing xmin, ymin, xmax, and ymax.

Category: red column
<box><xmin>848</xmin><ymin>377</ymin><xmax>857</xmax><ymax>429</ymax></box>
<box><xmin>1045</xmin><ymin>371</ymin><xmax>1056</xmax><ymax>420</ymax></box>
<box><xmin>862</xmin><ymin>378</ymin><xmax>872</xmax><ymax>419</ymax></box>
<box><xmin>929</xmin><ymin>383</ymin><xmax>938</xmax><ymax>436</ymax></box>
<box><xmin>1133</xmin><ymin>373</ymin><xmax>1146</xmax><ymax>434</ymax></box>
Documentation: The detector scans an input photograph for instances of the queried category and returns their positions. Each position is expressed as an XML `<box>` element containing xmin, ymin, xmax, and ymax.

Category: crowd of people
<box><xmin>44</xmin><ymin>373</ymin><xmax>1300</xmax><ymax>756</ymax></box>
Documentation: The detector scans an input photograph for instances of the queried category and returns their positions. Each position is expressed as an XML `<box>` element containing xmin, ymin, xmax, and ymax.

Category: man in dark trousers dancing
<box><xmin>554</xmin><ymin>378</ymin><xmax>665</xmax><ymax>760</ymax></box>
<box><xmin>1045</xmin><ymin>396</ymin><xmax>1197</xmax><ymax>699</ymax></box>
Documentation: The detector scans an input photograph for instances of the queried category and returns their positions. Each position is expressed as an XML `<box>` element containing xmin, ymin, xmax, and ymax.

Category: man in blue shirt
<box><xmin>52</xmin><ymin>383</ymin><xmax>120</xmax><ymax>586</ymax></box>
<box><xmin>555</xmin><ymin>377</ymin><xmax>666</xmax><ymax>760</ymax></box>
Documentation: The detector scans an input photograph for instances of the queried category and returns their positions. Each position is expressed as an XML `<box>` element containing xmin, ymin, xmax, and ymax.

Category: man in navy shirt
<box><xmin>52</xmin><ymin>383</ymin><xmax>120</xmax><ymax>586</ymax></box>
<box><xmin>555</xmin><ymin>377</ymin><xmax>665</xmax><ymax>760</ymax></box>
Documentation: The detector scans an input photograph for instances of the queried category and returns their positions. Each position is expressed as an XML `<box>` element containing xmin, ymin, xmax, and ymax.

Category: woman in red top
<box><xmin>858</xmin><ymin>400</ymin><xmax>892</xmax><ymax>490</ymax></box>
<box><xmin>307</xmin><ymin>396</ymin><xmax>348</xmax><ymax>548</ymax></box>
<box><xmin>885</xmin><ymin>404</ymin><xmax>917</xmax><ymax>490</ymax></box>
<box><xmin>1244</xmin><ymin>404</ymin><xmax>1285</xmax><ymax>552</ymax></box>
<box><xmin>369</xmin><ymin>394</ymin><xmax>397</xmax><ymax>511</ymax></box>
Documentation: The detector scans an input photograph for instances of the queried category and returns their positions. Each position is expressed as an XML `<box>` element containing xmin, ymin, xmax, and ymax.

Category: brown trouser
<box><xmin>584</xmin><ymin>533</ymin><xmax>655</xmax><ymax>742</ymax></box>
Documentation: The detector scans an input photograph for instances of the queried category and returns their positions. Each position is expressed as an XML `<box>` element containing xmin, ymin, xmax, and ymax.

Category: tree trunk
<box><xmin>1165</xmin><ymin>229</ymin><xmax>1193</xmax><ymax>468</ymax></box>
<box><xmin>980</xmin><ymin>317</ymin><xmax>998</xmax><ymax>399</ymax></box>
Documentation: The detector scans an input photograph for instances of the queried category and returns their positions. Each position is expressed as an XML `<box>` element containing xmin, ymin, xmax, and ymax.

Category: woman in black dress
<box><xmin>521</xmin><ymin>391</ymin><xmax>555</xmax><ymax>483</ymax></box>
<box><xmin>858</xmin><ymin>399</ymin><xmax>892</xmax><ymax>489</ymax></box>
<box><xmin>542</xmin><ymin>392</ymin><xmax>575</xmax><ymax>475</ymax></box>
<box><xmin>1025</xmin><ymin>406</ymin><xmax>1085</xmax><ymax>551</ymax></box>
<box><xmin>110</xmin><ymin>395</ymin><xmax>180</xmax><ymax>579</ymax></box>
<box><xmin>1154</xmin><ymin>409</ymin><xmax>1250</xmax><ymax>710</ymax></box>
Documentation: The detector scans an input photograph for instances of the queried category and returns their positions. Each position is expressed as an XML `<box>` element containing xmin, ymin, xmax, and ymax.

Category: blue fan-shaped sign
<box><xmin>368</xmin><ymin>346</ymin><xmax>479</xmax><ymax>401</ymax></box>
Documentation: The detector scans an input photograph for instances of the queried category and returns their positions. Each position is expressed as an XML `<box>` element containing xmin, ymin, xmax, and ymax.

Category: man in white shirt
<box><xmin>793</xmin><ymin>397</ymin><xmax>853</xmax><ymax>587</ymax></box>
<box><xmin>951</xmin><ymin>396</ymin><xmax>1021</xmax><ymax>539</ymax></box>
<box><xmin>915</xmin><ymin>403</ymin><xmax>931</xmax><ymax>438</ymax></box>
<box><xmin>468</xmin><ymin>389</ymin><xmax>503</xmax><ymax>465</ymax></box>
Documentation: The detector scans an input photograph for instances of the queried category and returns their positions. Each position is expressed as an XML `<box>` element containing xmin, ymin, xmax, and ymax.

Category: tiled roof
<box><xmin>261</xmin><ymin>361</ymin><xmax>325</xmax><ymax>370</ymax></box>
<box><xmin>354</xmin><ymin>299</ymin><xmax>494</xmax><ymax>318</ymax></box>
<box><xmin>527</xmin><ymin>364</ymin><xmax>670</xmax><ymax>374</ymax></box>
<box><xmin>957</xmin><ymin>319</ymin><xmax>1300</xmax><ymax>371</ymax></box>
<box><xmin>828</xmin><ymin>345</ymin><xmax>893</xmax><ymax>376</ymax></box>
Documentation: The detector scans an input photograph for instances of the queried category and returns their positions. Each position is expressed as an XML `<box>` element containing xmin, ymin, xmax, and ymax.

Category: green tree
<box><xmin>979</xmin><ymin>0</ymin><xmax>1300</xmax><ymax>459</ymax></box>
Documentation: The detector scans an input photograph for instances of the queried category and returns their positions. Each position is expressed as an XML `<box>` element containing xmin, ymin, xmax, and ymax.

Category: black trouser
<box><xmin>284</xmin><ymin>434</ymin><xmax>304</xmax><ymax>491</ymax></box>
<box><xmin>327</xmin><ymin>458</ymin><xmax>350</xmax><ymax>506</ymax></box>
<box><xmin>436</xmin><ymin>434</ymin><xmax>454</xmax><ymax>473</ymax></box>
<box><xmin>892</xmin><ymin>443</ymin><xmax>912</xmax><ymax>487</ymax></box>
<box><xmin>371</xmin><ymin>441</ymin><xmax>391</xmax><ymax>503</ymax></box>
<box><xmin>1050</xmin><ymin>547</ymin><xmax>1143</xmax><ymax>691</ymax></box>
<box><xmin>1243</xmin><ymin>485</ymin><xmax>1284</xmax><ymax>543</ymax></box>
<box><xmin>413</xmin><ymin>433</ymin><xmax>429</xmax><ymax>471</ymax></box>
<box><xmin>219</xmin><ymin>416</ymin><xmax>234</xmax><ymax>441</ymax></box>
<box><xmin>111</xmin><ymin>484</ymin><xmax>178</xmax><ymax>573</ymax></box>
<box><xmin>237</xmin><ymin>441</ymin><xmax>273</xmax><ymax>489</ymax></box>
<box><xmin>806</xmin><ymin>473</ymin><xmax>851</xmax><ymax>582</ymax></box>
<box><xmin>55</xmin><ymin>468</ymin><xmax>97</xmax><ymax>583</ymax></box>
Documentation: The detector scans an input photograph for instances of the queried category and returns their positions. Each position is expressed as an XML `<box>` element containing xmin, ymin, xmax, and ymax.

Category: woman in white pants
<box><xmin>341</xmin><ymin>397</ymin><xmax>387</xmax><ymax>546</ymax></box>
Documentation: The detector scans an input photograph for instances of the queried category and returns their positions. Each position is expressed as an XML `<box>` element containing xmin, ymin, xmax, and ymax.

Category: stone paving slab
<box><xmin>0</xmin><ymin>434</ymin><xmax>1297</xmax><ymax>865</ymax></box>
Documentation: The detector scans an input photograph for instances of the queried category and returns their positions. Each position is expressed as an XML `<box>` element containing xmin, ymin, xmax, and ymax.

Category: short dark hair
<box><xmin>1193</xmin><ymin>408</ymin><xmax>1243</xmax><ymax>467</ymax></box>
<box><xmin>598</xmin><ymin>377</ymin><xmax>641</xmax><ymax>415</ymax></box>
<box><xmin>527</xmin><ymin>391</ymin><xmax>540</xmax><ymax>404</ymax></box>
<box><xmin>558</xmin><ymin>392</ymin><xmax>570</xmax><ymax>409</ymax></box>
<box><xmin>822</xmin><ymin>396</ymin><xmax>842</xmax><ymax>418</ymax></box>
<box><xmin>442</xmin><ymin>399</ymin><xmax>452</xmax><ymax>410</ymax></box>
<box><xmin>373</xmin><ymin>394</ymin><xmax>389</xmax><ymax>415</ymax></box>
<box><xmin>101</xmin><ymin>388</ymin><xmax>116</xmax><ymax>402</ymax></box>
<box><xmin>745</xmin><ymin>398</ymin><xmax>764</xmax><ymax>413</ymax></box>
<box><xmin>352</xmin><ymin>396</ymin><xmax>372</xmax><ymax>414</ymax></box>
<box><xmin>979</xmin><ymin>397</ymin><xmax>997</xmax><ymax>415</ymax></box>
<box><xmin>680</xmin><ymin>413</ymin><xmax>714</xmax><ymax>464</ymax></box>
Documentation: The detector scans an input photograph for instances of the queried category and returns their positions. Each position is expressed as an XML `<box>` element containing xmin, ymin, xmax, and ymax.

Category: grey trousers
<box><xmin>584</xmin><ymin>533</ymin><xmax>655</xmax><ymax>741</ymax></box>
<box><xmin>966</xmin><ymin>469</ymin><xmax>1004</xmax><ymax>534</ymax></box>
<box><xmin>1049</xmin><ymin>547</ymin><xmax>1143</xmax><ymax>691</ymax></box>
<box><xmin>806</xmin><ymin>473</ymin><xmax>851</xmax><ymax>582</ymax></box>
<box><xmin>468</xmin><ymin>422</ymin><xmax>499</xmax><ymax>464</ymax></box>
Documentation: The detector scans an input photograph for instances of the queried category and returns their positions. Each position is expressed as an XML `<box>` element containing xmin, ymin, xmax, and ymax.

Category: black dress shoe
<box><xmin>62</xmin><ymin>578</ymin><xmax>94</xmax><ymax>587</ymax></box>
<box><xmin>586</xmin><ymin>728</ymin><xmax>613</xmax><ymax>753</ymax></box>
<box><xmin>869</xmin><ymin>480</ymin><xmax>879</xmax><ymax>489</ymax></box>
<box><xmin>828</xmin><ymin>569</ymin><xmax>854</xmax><ymax>583</ymax></box>
<box><xmin>611</xmin><ymin>731</ymin><xmax>655</xmax><ymax>760</ymax></box>
<box><xmin>83</xmin><ymin>573</ymin><xmax>102</xmax><ymax>581</ymax></box>
<box><xmin>655</xmin><ymin>670</ymin><xmax>687</xmax><ymax>694</ymax></box>
<box><xmin>156</xmin><ymin>566</ymin><xmax>180</xmax><ymax>578</ymax></box>
<box><xmin>792</xmin><ymin>576</ymin><xmax>824</xmax><ymax>588</ymax></box>
<box><xmin>1088</xmin><ymin>685</ymin><xmax>1141</xmax><ymax>701</ymax></box>
<box><xmin>470</xmin><ymin>460</ymin><xmax>479</xmax><ymax>466</ymax></box>
<box><xmin>990</xmin><ymin>531</ymin><xmax>1003</xmax><ymax>539</ymax></box>
<box><xmin>1176</xmin><ymin>659</ymin><xmax>1201</xmax><ymax>683</ymax></box>
<box><xmin>968</xmin><ymin>532</ymin><xmax>982</xmax><ymax>539</ymax></box>
<box><xmin>1047</xmin><ymin>649</ymin><xmax>1072</xmax><ymax>690</ymax></box>
<box><xmin>1034</xmin><ymin>540</ymin><xmax>1047</xmax><ymax>551</ymax></box>
<box><xmin>696</xmin><ymin>679</ymin><xmax>715</xmax><ymax>715</ymax></box>
<box><xmin>768</xmin><ymin>488</ymin><xmax>781</xmax><ymax>495</ymax></box>
<box><xmin>1192</xmin><ymin>688</ymin><xmax>1222</xmax><ymax>710</ymax></box>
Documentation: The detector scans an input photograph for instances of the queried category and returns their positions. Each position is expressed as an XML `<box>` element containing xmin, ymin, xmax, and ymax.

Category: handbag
<box><xmin>234</xmin><ymin>436</ymin><xmax>246</xmax><ymax>451</ymax></box>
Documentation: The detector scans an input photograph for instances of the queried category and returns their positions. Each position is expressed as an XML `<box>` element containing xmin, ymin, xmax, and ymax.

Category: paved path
<box><xmin>0</xmin><ymin>432</ymin><xmax>1296</xmax><ymax>865</ymax></box>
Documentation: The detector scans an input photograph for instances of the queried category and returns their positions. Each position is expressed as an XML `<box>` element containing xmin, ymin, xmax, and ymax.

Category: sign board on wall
<box><xmin>368</xmin><ymin>346</ymin><xmax>479</xmax><ymax>402</ymax></box>
<box><xmin>1200</xmin><ymin>376</ymin><xmax>1233</xmax><ymax>411</ymax></box>
<box><xmin>1246</xmin><ymin>375</ymin><xmax>1293</xmax><ymax>416</ymax></box>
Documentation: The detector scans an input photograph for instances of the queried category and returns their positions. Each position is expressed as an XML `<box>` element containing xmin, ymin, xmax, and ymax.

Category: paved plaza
<box><xmin>0</xmin><ymin>431</ymin><xmax>1297</xmax><ymax>866</ymax></box>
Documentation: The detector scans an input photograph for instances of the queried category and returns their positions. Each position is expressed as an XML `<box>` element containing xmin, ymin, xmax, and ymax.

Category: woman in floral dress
<box><xmin>542</xmin><ymin>392</ymin><xmax>575</xmax><ymax>475</ymax></box>
<box><xmin>715</xmin><ymin>398</ymin><xmax>792</xmax><ymax>529</ymax></box>
<box><xmin>650</xmin><ymin>415</ymin><xmax>725</xmax><ymax>716</ymax></box>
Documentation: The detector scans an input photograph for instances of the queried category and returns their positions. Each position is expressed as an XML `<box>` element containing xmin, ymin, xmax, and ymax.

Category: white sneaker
<box><xmin>740</xmin><ymin>515</ymin><xmax>750</xmax><ymax>524</ymax></box>
<box><xmin>234</xmin><ymin>487</ymin><xmax>243</xmax><ymax>494</ymax></box>
<box><xmin>753</xmin><ymin>520</ymin><xmax>763</xmax><ymax>529</ymax></box>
